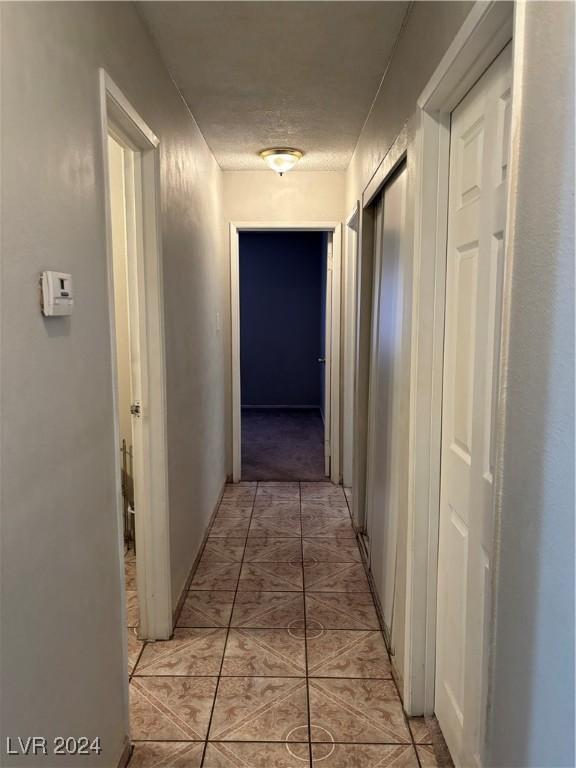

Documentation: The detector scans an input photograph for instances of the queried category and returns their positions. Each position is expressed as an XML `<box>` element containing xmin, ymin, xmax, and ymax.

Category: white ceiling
<box><xmin>137</xmin><ymin>2</ymin><xmax>409</xmax><ymax>171</ymax></box>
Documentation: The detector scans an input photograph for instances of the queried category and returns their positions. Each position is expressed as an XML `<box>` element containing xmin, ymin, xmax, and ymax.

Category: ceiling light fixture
<box><xmin>259</xmin><ymin>147</ymin><xmax>303</xmax><ymax>176</ymax></box>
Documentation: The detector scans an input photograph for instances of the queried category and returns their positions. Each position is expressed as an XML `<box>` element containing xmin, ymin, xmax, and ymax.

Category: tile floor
<box><xmin>125</xmin><ymin>548</ymin><xmax>144</xmax><ymax>676</ymax></box>
<box><xmin>127</xmin><ymin>482</ymin><xmax>444</xmax><ymax>768</ymax></box>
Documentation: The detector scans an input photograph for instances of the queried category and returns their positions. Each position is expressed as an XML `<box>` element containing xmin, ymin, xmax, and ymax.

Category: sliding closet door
<box><xmin>365</xmin><ymin>164</ymin><xmax>408</xmax><ymax>643</ymax></box>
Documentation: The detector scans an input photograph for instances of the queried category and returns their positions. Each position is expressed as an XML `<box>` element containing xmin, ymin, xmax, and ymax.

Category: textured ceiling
<box><xmin>137</xmin><ymin>2</ymin><xmax>410</xmax><ymax>170</ymax></box>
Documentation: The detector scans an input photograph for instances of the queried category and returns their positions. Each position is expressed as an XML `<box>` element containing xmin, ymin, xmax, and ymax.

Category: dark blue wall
<box><xmin>240</xmin><ymin>231</ymin><xmax>325</xmax><ymax>407</ymax></box>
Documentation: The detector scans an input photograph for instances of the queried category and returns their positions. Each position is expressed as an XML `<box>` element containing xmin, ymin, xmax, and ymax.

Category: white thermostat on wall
<box><xmin>40</xmin><ymin>271</ymin><xmax>74</xmax><ymax>316</ymax></box>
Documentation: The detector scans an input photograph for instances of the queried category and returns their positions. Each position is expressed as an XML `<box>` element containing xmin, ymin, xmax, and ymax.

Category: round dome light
<box><xmin>259</xmin><ymin>148</ymin><xmax>303</xmax><ymax>175</ymax></box>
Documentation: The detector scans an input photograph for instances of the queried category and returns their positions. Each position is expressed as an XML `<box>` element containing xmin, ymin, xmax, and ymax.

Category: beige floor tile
<box><xmin>125</xmin><ymin>556</ymin><xmax>137</xmax><ymax>590</ymax></box>
<box><xmin>221</xmin><ymin>485</ymin><xmax>256</xmax><ymax>503</ymax></box>
<box><xmin>311</xmin><ymin>744</ymin><xmax>418</xmax><ymax>767</ymax></box>
<box><xmin>304</xmin><ymin>562</ymin><xmax>370</xmax><ymax>592</ymax></box>
<box><xmin>130</xmin><ymin>676</ymin><xmax>217</xmax><ymax>740</ymax></box>
<box><xmin>252</xmin><ymin>500</ymin><xmax>301</xmax><ymax>517</ymax></box>
<box><xmin>238</xmin><ymin>562</ymin><xmax>303</xmax><ymax>591</ymax></box>
<box><xmin>210</xmin><ymin>518</ymin><xmax>250</xmax><ymax>538</ymax></box>
<box><xmin>303</xmin><ymin>538</ymin><xmax>361</xmax><ymax>563</ymax></box>
<box><xmin>202</xmin><ymin>532</ymin><xmax>249</xmax><ymax>544</ymax></box>
<box><xmin>249</xmin><ymin>515</ymin><xmax>301</xmax><ymax>538</ymax></box>
<box><xmin>300</xmin><ymin>483</ymin><xmax>347</xmax><ymax>503</ymax></box>
<box><xmin>222</xmin><ymin>628</ymin><xmax>305</xmax><ymax>676</ymax></box>
<box><xmin>218</xmin><ymin>497</ymin><xmax>255</xmax><ymax>509</ymax></box>
<box><xmin>134</xmin><ymin>628</ymin><xmax>227</xmax><ymax>676</ymax></box>
<box><xmin>255</xmin><ymin>485</ymin><xmax>300</xmax><ymax>502</ymax></box>
<box><xmin>204</xmin><ymin>741</ymin><xmax>310</xmax><ymax>767</ymax></box>
<box><xmin>308</xmin><ymin>678</ymin><xmax>411</xmax><ymax>744</ymax></box>
<box><xmin>417</xmin><ymin>745</ymin><xmax>443</xmax><ymax>767</ymax></box>
<box><xmin>177</xmin><ymin>590</ymin><xmax>235</xmax><ymax>628</ymax></box>
<box><xmin>200</xmin><ymin>538</ymin><xmax>247</xmax><ymax>564</ymax></box>
<box><xmin>126</xmin><ymin>590</ymin><xmax>140</xmax><ymax>629</ymax></box>
<box><xmin>408</xmin><ymin>716</ymin><xmax>433</xmax><ymax>744</ymax></box>
<box><xmin>301</xmin><ymin>501</ymin><xmax>349</xmax><ymax>516</ymax></box>
<box><xmin>305</xmin><ymin>592</ymin><xmax>380</xmax><ymax>630</ymax></box>
<box><xmin>209</xmin><ymin>676</ymin><xmax>308</xmax><ymax>741</ymax></box>
<box><xmin>307</xmin><ymin>630</ymin><xmax>391</xmax><ymax>678</ymax></box>
<box><xmin>127</xmin><ymin>629</ymin><xmax>144</xmax><ymax>676</ymax></box>
<box><xmin>244</xmin><ymin>537</ymin><xmax>302</xmax><ymax>563</ymax></box>
<box><xmin>129</xmin><ymin>741</ymin><xmax>203</xmax><ymax>767</ymax></box>
<box><xmin>300</xmin><ymin>481</ymin><xmax>337</xmax><ymax>492</ymax></box>
<box><xmin>190</xmin><ymin>562</ymin><xmax>241</xmax><ymax>591</ymax></box>
<box><xmin>215</xmin><ymin>504</ymin><xmax>253</xmax><ymax>521</ymax></box>
<box><xmin>231</xmin><ymin>591</ymin><xmax>305</xmax><ymax>628</ymax></box>
<box><xmin>301</xmin><ymin>517</ymin><xmax>355</xmax><ymax>538</ymax></box>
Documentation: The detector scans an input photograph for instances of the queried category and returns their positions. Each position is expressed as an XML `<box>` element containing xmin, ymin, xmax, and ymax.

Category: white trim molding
<box><xmin>342</xmin><ymin>203</ymin><xmax>360</xmax><ymax>489</ymax></box>
<box><xmin>229</xmin><ymin>221</ymin><xmax>342</xmax><ymax>484</ymax></box>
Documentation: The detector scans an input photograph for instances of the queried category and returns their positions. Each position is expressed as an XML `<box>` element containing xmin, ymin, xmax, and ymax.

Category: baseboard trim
<box><xmin>171</xmin><ymin>481</ymin><xmax>225</xmax><ymax>628</ymax></box>
<box><xmin>116</xmin><ymin>738</ymin><xmax>132</xmax><ymax>768</ymax></box>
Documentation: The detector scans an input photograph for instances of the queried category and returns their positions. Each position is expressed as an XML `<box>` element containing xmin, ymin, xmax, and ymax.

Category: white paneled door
<box><xmin>435</xmin><ymin>44</ymin><xmax>511</xmax><ymax>767</ymax></box>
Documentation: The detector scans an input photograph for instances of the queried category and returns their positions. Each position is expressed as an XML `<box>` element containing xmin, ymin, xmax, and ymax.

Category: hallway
<box><xmin>128</xmin><ymin>482</ymin><xmax>439</xmax><ymax>767</ymax></box>
<box><xmin>2</xmin><ymin>3</ymin><xmax>573</xmax><ymax>767</ymax></box>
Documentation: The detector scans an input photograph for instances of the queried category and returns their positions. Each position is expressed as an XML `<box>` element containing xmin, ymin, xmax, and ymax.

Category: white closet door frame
<box><xmin>230</xmin><ymin>222</ymin><xmax>342</xmax><ymax>484</ymax></box>
<box><xmin>323</xmin><ymin>233</ymin><xmax>334</xmax><ymax>477</ymax></box>
<box><xmin>343</xmin><ymin>205</ymin><xmax>360</xmax><ymax>489</ymax></box>
<box><xmin>404</xmin><ymin>0</ymin><xmax>515</xmax><ymax>718</ymax></box>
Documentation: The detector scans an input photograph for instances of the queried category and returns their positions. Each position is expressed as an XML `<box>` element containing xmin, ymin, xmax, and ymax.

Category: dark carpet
<box><xmin>241</xmin><ymin>407</ymin><xmax>326</xmax><ymax>481</ymax></box>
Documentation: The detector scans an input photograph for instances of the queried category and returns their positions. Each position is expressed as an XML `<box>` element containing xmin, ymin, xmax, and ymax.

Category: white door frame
<box><xmin>403</xmin><ymin>0</ymin><xmax>514</xmax><ymax>718</ymax></box>
<box><xmin>230</xmin><ymin>222</ymin><xmax>342</xmax><ymax>484</ymax></box>
<box><xmin>99</xmin><ymin>70</ymin><xmax>172</xmax><ymax>641</ymax></box>
<box><xmin>343</xmin><ymin>205</ymin><xmax>360</xmax><ymax>489</ymax></box>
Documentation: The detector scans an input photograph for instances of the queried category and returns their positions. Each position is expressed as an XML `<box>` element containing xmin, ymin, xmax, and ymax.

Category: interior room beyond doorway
<box><xmin>239</xmin><ymin>231</ymin><xmax>328</xmax><ymax>481</ymax></box>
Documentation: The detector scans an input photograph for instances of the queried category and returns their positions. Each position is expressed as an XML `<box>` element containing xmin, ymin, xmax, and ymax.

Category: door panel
<box><xmin>365</xmin><ymin>165</ymin><xmax>407</xmax><ymax>640</ymax></box>
<box><xmin>435</xmin><ymin>44</ymin><xmax>512</xmax><ymax>767</ymax></box>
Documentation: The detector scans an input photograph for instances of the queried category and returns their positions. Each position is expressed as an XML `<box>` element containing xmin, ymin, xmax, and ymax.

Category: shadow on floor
<box><xmin>241</xmin><ymin>407</ymin><xmax>325</xmax><ymax>481</ymax></box>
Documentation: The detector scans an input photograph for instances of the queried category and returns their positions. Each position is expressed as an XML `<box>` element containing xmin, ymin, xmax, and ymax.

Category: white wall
<box><xmin>0</xmin><ymin>3</ymin><xmax>227</xmax><ymax>765</ymax></box>
<box><xmin>223</xmin><ymin>170</ymin><xmax>346</xmax><ymax>223</ymax></box>
<box><xmin>486</xmin><ymin>3</ymin><xmax>575</xmax><ymax>766</ymax></box>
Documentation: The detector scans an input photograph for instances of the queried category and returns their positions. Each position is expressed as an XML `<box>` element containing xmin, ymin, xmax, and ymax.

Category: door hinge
<box><xmin>130</xmin><ymin>402</ymin><xmax>142</xmax><ymax>417</ymax></box>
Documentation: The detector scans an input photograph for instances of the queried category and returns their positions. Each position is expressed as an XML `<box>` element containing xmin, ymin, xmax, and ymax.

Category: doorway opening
<box><xmin>107</xmin><ymin>133</ymin><xmax>142</xmax><ymax>668</ymax></box>
<box><xmin>100</xmin><ymin>71</ymin><xmax>172</xmax><ymax>663</ymax></box>
<box><xmin>239</xmin><ymin>231</ymin><xmax>327</xmax><ymax>481</ymax></box>
<box><xmin>231</xmin><ymin>222</ymin><xmax>342</xmax><ymax>484</ymax></box>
